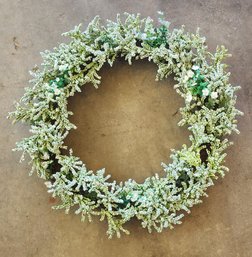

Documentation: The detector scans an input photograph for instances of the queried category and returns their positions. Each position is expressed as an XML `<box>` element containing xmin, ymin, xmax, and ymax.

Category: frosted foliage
<box><xmin>8</xmin><ymin>13</ymin><xmax>242</xmax><ymax>238</ymax></box>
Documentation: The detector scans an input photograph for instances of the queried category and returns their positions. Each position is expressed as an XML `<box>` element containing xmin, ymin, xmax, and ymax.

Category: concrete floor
<box><xmin>1</xmin><ymin>0</ymin><xmax>251</xmax><ymax>256</ymax></box>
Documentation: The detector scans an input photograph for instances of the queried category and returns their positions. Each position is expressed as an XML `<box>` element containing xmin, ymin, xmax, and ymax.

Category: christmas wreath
<box><xmin>8</xmin><ymin>13</ymin><xmax>242</xmax><ymax>238</ymax></box>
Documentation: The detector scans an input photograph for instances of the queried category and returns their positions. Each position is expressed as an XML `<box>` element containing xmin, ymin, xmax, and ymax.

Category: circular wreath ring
<box><xmin>9</xmin><ymin>13</ymin><xmax>242</xmax><ymax>238</ymax></box>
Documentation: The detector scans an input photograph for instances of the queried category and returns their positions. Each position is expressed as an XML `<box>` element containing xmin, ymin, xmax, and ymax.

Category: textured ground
<box><xmin>0</xmin><ymin>0</ymin><xmax>252</xmax><ymax>256</ymax></box>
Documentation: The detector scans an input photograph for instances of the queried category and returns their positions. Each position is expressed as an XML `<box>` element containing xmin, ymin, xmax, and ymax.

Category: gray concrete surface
<box><xmin>0</xmin><ymin>0</ymin><xmax>251</xmax><ymax>256</ymax></box>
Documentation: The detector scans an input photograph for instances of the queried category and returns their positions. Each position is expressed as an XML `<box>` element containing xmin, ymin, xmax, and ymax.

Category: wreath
<box><xmin>8</xmin><ymin>13</ymin><xmax>242</xmax><ymax>238</ymax></box>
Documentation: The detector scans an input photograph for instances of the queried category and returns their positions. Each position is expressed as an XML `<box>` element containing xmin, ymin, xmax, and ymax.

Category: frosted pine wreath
<box><xmin>8</xmin><ymin>13</ymin><xmax>242</xmax><ymax>238</ymax></box>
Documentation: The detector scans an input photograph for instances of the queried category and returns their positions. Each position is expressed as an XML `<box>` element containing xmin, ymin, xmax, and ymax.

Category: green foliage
<box><xmin>145</xmin><ymin>25</ymin><xmax>168</xmax><ymax>47</ymax></box>
<box><xmin>189</xmin><ymin>69</ymin><xmax>209</xmax><ymax>96</ymax></box>
<box><xmin>49</xmin><ymin>71</ymin><xmax>69</xmax><ymax>88</ymax></box>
